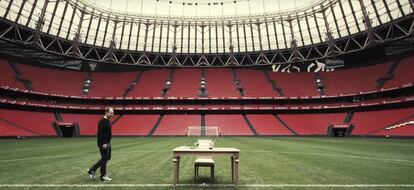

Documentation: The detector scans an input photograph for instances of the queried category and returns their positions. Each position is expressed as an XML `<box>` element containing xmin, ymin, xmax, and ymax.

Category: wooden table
<box><xmin>172</xmin><ymin>146</ymin><xmax>240</xmax><ymax>187</ymax></box>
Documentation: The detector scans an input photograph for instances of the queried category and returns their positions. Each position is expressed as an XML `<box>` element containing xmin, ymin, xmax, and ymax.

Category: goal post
<box><xmin>186</xmin><ymin>126</ymin><xmax>221</xmax><ymax>137</ymax></box>
<box><xmin>204</xmin><ymin>126</ymin><xmax>221</xmax><ymax>137</ymax></box>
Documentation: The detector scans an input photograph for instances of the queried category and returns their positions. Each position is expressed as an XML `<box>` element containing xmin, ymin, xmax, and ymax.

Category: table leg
<box><xmin>172</xmin><ymin>157</ymin><xmax>179</xmax><ymax>187</ymax></box>
<box><xmin>211</xmin><ymin>165</ymin><xmax>214</xmax><ymax>182</ymax></box>
<box><xmin>234</xmin><ymin>159</ymin><xmax>239</xmax><ymax>187</ymax></box>
<box><xmin>231</xmin><ymin>156</ymin><xmax>235</xmax><ymax>183</ymax></box>
<box><xmin>194</xmin><ymin>165</ymin><xmax>197</xmax><ymax>182</ymax></box>
<box><xmin>177</xmin><ymin>157</ymin><xmax>180</xmax><ymax>181</ymax></box>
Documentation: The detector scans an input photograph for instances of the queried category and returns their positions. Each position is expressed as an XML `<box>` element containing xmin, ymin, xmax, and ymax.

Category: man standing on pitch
<box><xmin>87</xmin><ymin>107</ymin><xmax>114</xmax><ymax>182</ymax></box>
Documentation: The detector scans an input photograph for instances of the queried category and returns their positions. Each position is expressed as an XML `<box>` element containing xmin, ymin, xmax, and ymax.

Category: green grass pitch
<box><xmin>0</xmin><ymin>137</ymin><xmax>413</xmax><ymax>190</ymax></box>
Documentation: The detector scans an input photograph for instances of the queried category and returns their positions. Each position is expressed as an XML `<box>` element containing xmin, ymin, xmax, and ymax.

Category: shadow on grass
<box><xmin>177</xmin><ymin>177</ymin><xmax>239</xmax><ymax>189</ymax></box>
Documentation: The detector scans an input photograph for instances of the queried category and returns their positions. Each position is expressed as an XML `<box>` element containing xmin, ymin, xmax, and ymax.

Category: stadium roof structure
<box><xmin>0</xmin><ymin>0</ymin><xmax>413</xmax><ymax>67</ymax></box>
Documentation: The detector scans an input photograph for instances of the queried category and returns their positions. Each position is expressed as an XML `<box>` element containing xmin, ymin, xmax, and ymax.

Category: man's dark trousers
<box><xmin>90</xmin><ymin>145</ymin><xmax>111</xmax><ymax>177</ymax></box>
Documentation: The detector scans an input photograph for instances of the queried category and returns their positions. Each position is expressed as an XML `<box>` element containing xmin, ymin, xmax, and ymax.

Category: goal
<box><xmin>186</xmin><ymin>126</ymin><xmax>221</xmax><ymax>137</ymax></box>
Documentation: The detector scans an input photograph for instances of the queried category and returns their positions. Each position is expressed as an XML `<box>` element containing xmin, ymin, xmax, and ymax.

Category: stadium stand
<box><xmin>351</xmin><ymin>108</ymin><xmax>414</xmax><ymax>136</ymax></box>
<box><xmin>167</xmin><ymin>69</ymin><xmax>201</xmax><ymax>97</ymax></box>
<box><xmin>0</xmin><ymin>59</ymin><xmax>413</xmax><ymax>137</ymax></box>
<box><xmin>320</xmin><ymin>63</ymin><xmax>391</xmax><ymax>95</ymax></box>
<box><xmin>153</xmin><ymin>114</ymin><xmax>201</xmax><ymax>136</ymax></box>
<box><xmin>373</xmin><ymin>124</ymin><xmax>414</xmax><ymax>137</ymax></box>
<box><xmin>267</xmin><ymin>72</ymin><xmax>319</xmax><ymax>97</ymax></box>
<box><xmin>112</xmin><ymin>115</ymin><xmax>159</xmax><ymax>136</ymax></box>
<box><xmin>60</xmin><ymin>114</ymin><xmax>102</xmax><ymax>136</ymax></box>
<box><xmin>246</xmin><ymin>114</ymin><xmax>293</xmax><ymax>135</ymax></box>
<box><xmin>378</xmin><ymin>125</ymin><xmax>414</xmax><ymax>137</ymax></box>
<box><xmin>236</xmin><ymin>69</ymin><xmax>276</xmax><ymax>97</ymax></box>
<box><xmin>0</xmin><ymin>121</ymin><xmax>35</xmax><ymax>136</ymax></box>
<box><xmin>0</xmin><ymin>109</ymin><xmax>56</xmax><ymax>136</ymax></box>
<box><xmin>205</xmin><ymin>115</ymin><xmax>253</xmax><ymax>136</ymax></box>
<box><xmin>383</xmin><ymin>56</ymin><xmax>414</xmax><ymax>88</ymax></box>
<box><xmin>88</xmin><ymin>72</ymin><xmax>137</xmax><ymax>97</ymax></box>
<box><xmin>374</xmin><ymin>120</ymin><xmax>414</xmax><ymax>137</ymax></box>
<box><xmin>0</xmin><ymin>59</ymin><xmax>25</xmax><ymax>89</ymax></box>
<box><xmin>278</xmin><ymin>113</ymin><xmax>347</xmax><ymax>135</ymax></box>
<box><xmin>129</xmin><ymin>70</ymin><xmax>170</xmax><ymax>97</ymax></box>
<box><xmin>205</xmin><ymin>68</ymin><xmax>240</xmax><ymax>97</ymax></box>
<box><xmin>17</xmin><ymin>63</ymin><xmax>86</xmax><ymax>95</ymax></box>
<box><xmin>1</xmin><ymin>60</ymin><xmax>412</xmax><ymax>98</ymax></box>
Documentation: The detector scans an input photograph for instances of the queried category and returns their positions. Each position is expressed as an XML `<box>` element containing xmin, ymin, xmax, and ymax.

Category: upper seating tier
<box><xmin>129</xmin><ymin>70</ymin><xmax>170</xmax><ymax>97</ymax></box>
<box><xmin>0</xmin><ymin>59</ymin><xmax>25</xmax><ymax>89</ymax></box>
<box><xmin>267</xmin><ymin>72</ymin><xmax>318</xmax><ymax>97</ymax></box>
<box><xmin>167</xmin><ymin>69</ymin><xmax>201</xmax><ymax>97</ymax></box>
<box><xmin>236</xmin><ymin>69</ymin><xmax>276</xmax><ymax>97</ymax></box>
<box><xmin>88</xmin><ymin>72</ymin><xmax>137</xmax><ymax>97</ymax></box>
<box><xmin>18</xmin><ymin>64</ymin><xmax>86</xmax><ymax>96</ymax></box>
<box><xmin>1</xmin><ymin>58</ymin><xmax>413</xmax><ymax>98</ymax></box>
<box><xmin>205</xmin><ymin>69</ymin><xmax>240</xmax><ymax>97</ymax></box>
<box><xmin>320</xmin><ymin>63</ymin><xmax>390</xmax><ymax>95</ymax></box>
<box><xmin>383</xmin><ymin>56</ymin><xmax>414</xmax><ymax>88</ymax></box>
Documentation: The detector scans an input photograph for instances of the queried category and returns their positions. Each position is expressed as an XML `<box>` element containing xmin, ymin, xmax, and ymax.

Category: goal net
<box><xmin>186</xmin><ymin>126</ymin><xmax>221</xmax><ymax>137</ymax></box>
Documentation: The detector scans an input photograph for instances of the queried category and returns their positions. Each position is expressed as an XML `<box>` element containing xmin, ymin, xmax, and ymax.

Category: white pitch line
<box><xmin>241</xmin><ymin>184</ymin><xmax>414</xmax><ymax>187</ymax></box>
<box><xmin>0</xmin><ymin>155</ymin><xmax>78</xmax><ymax>162</ymax></box>
<box><xmin>0</xmin><ymin>184</ymin><xmax>414</xmax><ymax>187</ymax></box>
<box><xmin>244</xmin><ymin>150</ymin><xmax>414</xmax><ymax>164</ymax></box>
<box><xmin>0</xmin><ymin>150</ymin><xmax>172</xmax><ymax>162</ymax></box>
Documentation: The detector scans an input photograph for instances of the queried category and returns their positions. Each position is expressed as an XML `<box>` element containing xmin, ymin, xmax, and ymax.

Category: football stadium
<box><xmin>0</xmin><ymin>0</ymin><xmax>413</xmax><ymax>189</ymax></box>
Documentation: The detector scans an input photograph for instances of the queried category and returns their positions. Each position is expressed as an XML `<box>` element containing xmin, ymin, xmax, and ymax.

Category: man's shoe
<box><xmin>87</xmin><ymin>169</ymin><xmax>96</xmax><ymax>180</ymax></box>
<box><xmin>100</xmin><ymin>175</ymin><xmax>112</xmax><ymax>182</ymax></box>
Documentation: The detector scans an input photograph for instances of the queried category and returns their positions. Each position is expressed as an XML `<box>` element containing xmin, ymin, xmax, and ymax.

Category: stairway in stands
<box><xmin>273</xmin><ymin>114</ymin><xmax>298</xmax><ymax>135</ymax></box>
<box><xmin>148</xmin><ymin>114</ymin><xmax>165</xmax><ymax>136</ymax></box>
<box><xmin>0</xmin><ymin>117</ymin><xmax>41</xmax><ymax>136</ymax></box>
<box><xmin>7</xmin><ymin>60</ymin><xmax>32</xmax><ymax>90</ymax></box>
<box><xmin>376</xmin><ymin>59</ymin><xmax>401</xmax><ymax>89</ymax></box>
<box><xmin>52</xmin><ymin>112</ymin><xmax>63</xmax><ymax>136</ymax></box>
<box><xmin>81</xmin><ymin>72</ymin><xmax>93</xmax><ymax>95</ymax></box>
<box><xmin>161</xmin><ymin>70</ymin><xmax>174</xmax><ymax>97</ymax></box>
<box><xmin>231</xmin><ymin>68</ymin><xmax>245</xmax><ymax>96</ymax></box>
<box><xmin>263</xmin><ymin>70</ymin><xmax>284</xmax><ymax>96</ymax></box>
<box><xmin>314</xmin><ymin>73</ymin><xmax>326</xmax><ymax>96</ymax></box>
<box><xmin>123</xmin><ymin>71</ymin><xmax>144</xmax><ymax>97</ymax></box>
<box><xmin>344</xmin><ymin>111</ymin><xmax>355</xmax><ymax>136</ymax></box>
<box><xmin>199</xmin><ymin>68</ymin><xmax>208</xmax><ymax>97</ymax></box>
<box><xmin>242</xmin><ymin>114</ymin><xmax>258</xmax><ymax>135</ymax></box>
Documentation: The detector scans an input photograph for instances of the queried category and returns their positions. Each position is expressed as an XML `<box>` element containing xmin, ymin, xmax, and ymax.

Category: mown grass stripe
<box><xmin>0</xmin><ymin>184</ymin><xmax>413</xmax><ymax>187</ymax></box>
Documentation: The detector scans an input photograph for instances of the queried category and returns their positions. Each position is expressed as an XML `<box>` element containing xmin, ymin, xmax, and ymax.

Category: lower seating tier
<box><xmin>1</xmin><ymin>109</ymin><xmax>413</xmax><ymax>137</ymax></box>
<box><xmin>0</xmin><ymin>109</ymin><xmax>56</xmax><ymax>136</ymax></box>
